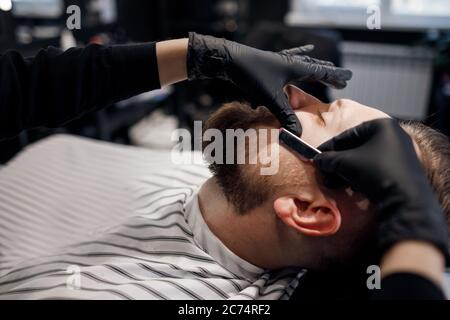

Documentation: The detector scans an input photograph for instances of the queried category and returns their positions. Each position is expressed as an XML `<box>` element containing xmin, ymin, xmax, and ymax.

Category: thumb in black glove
<box><xmin>314</xmin><ymin>118</ymin><xmax>450</xmax><ymax>264</ymax></box>
<box><xmin>187</xmin><ymin>32</ymin><xmax>353</xmax><ymax>136</ymax></box>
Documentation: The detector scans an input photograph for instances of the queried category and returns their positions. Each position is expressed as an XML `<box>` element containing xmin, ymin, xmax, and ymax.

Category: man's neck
<box><xmin>198</xmin><ymin>178</ymin><xmax>292</xmax><ymax>269</ymax></box>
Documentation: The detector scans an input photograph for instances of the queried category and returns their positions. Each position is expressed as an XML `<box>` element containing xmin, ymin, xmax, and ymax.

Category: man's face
<box><xmin>285</xmin><ymin>85</ymin><xmax>390</xmax><ymax>148</ymax></box>
<box><xmin>205</xmin><ymin>87</ymin><xmax>420</xmax><ymax>267</ymax></box>
<box><xmin>269</xmin><ymin>85</ymin><xmax>391</xmax><ymax>212</ymax></box>
<box><xmin>267</xmin><ymin>86</ymin><xmax>392</xmax><ymax>263</ymax></box>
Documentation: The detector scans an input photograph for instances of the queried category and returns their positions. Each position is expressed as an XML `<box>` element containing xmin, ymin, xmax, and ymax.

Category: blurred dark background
<box><xmin>1</xmin><ymin>0</ymin><xmax>449</xmax><ymax>163</ymax></box>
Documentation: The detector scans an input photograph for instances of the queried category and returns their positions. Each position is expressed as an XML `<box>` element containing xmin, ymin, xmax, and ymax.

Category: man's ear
<box><xmin>273</xmin><ymin>195</ymin><xmax>341</xmax><ymax>236</ymax></box>
<box><xmin>284</xmin><ymin>84</ymin><xmax>323</xmax><ymax>109</ymax></box>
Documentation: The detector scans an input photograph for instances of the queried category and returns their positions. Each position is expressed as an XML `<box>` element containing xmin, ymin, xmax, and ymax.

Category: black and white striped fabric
<box><xmin>0</xmin><ymin>135</ymin><xmax>303</xmax><ymax>300</ymax></box>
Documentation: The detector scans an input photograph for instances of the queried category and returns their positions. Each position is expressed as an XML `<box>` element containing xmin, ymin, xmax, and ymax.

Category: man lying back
<box><xmin>0</xmin><ymin>86</ymin><xmax>448</xmax><ymax>299</ymax></box>
<box><xmin>201</xmin><ymin>85</ymin><xmax>450</xmax><ymax>271</ymax></box>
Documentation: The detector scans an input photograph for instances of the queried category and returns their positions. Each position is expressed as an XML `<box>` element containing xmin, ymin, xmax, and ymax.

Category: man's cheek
<box><xmin>297</xmin><ymin>124</ymin><xmax>327</xmax><ymax>149</ymax></box>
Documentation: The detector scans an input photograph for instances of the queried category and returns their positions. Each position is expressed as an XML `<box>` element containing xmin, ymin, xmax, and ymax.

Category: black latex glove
<box><xmin>314</xmin><ymin>118</ymin><xmax>450</xmax><ymax>263</ymax></box>
<box><xmin>187</xmin><ymin>32</ymin><xmax>352</xmax><ymax>136</ymax></box>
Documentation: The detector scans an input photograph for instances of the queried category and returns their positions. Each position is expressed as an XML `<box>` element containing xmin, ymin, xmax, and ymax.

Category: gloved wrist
<box><xmin>186</xmin><ymin>32</ymin><xmax>231</xmax><ymax>81</ymax></box>
<box><xmin>376</xmin><ymin>188</ymin><xmax>450</xmax><ymax>266</ymax></box>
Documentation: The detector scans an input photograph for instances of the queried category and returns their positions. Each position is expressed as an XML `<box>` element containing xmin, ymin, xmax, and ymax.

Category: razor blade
<box><xmin>279</xmin><ymin>128</ymin><xmax>321</xmax><ymax>160</ymax></box>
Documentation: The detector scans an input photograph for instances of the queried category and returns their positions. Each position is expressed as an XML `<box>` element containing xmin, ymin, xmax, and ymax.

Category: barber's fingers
<box><xmin>322</xmin><ymin>173</ymin><xmax>348</xmax><ymax>189</ymax></box>
<box><xmin>314</xmin><ymin>124</ymin><xmax>375</xmax><ymax>177</ymax></box>
<box><xmin>318</xmin><ymin>129</ymin><xmax>362</xmax><ymax>153</ymax></box>
<box><xmin>318</xmin><ymin>120</ymin><xmax>381</xmax><ymax>152</ymax></box>
<box><xmin>315</xmin><ymin>152</ymin><xmax>363</xmax><ymax>193</ymax></box>
<box><xmin>280</xmin><ymin>108</ymin><xmax>302</xmax><ymax>137</ymax></box>
<box><xmin>271</xmin><ymin>95</ymin><xmax>302</xmax><ymax>136</ymax></box>
<box><xmin>283</xmin><ymin>114</ymin><xmax>302</xmax><ymax>137</ymax></box>
<box><xmin>296</xmin><ymin>62</ymin><xmax>352</xmax><ymax>89</ymax></box>
<box><xmin>321</xmin><ymin>67</ymin><xmax>353</xmax><ymax>89</ymax></box>
<box><xmin>314</xmin><ymin>151</ymin><xmax>342</xmax><ymax>174</ymax></box>
<box><xmin>315</xmin><ymin>119</ymin><xmax>398</xmax><ymax>187</ymax></box>
<box><xmin>282</xmin><ymin>46</ymin><xmax>335</xmax><ymax>66</ymax></box>
<box><xmin>281</xmin><ymin>45</ymin><xmax>315</xmax><ymax>55</ymax></box>
<box><xmin>298</xmin><ymin>55</ymin><xmax>336</xmax><ymax>67</ymax></box>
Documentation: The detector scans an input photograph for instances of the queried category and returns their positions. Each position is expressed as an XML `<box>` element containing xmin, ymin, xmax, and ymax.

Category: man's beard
<box><xmin>202</xmin><ymin>101</ymin><xmax>280</xmax><ymax>213</ymax></box>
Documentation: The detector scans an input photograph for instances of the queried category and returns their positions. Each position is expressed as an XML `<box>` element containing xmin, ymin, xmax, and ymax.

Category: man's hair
<box><xmin>400</xmin><ymin>121</ymin><xmax>450</xmax><ymax>230</ymax></box>
<box><xmin>204</xmin><ymin>102</ymin><xmax>450</xmax><ymax>229</ymax></box>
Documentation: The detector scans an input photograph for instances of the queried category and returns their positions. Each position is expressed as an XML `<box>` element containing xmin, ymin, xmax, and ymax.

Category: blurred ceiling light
<box><xmin>0</xmin><ymin>0</ymin><xmax>12</xmax><ymax>11</ymax></box>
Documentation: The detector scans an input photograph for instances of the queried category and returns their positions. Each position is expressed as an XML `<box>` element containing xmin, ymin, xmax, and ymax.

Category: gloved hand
<box><xmin>187</xmin><ymin>32</ymin><xmax>352</xmax><ymax>136</ymax></box>
<box><xmin>314</xmin><ymin>118</ymin><xmax>450</xmax><ymax>263</ymax></box>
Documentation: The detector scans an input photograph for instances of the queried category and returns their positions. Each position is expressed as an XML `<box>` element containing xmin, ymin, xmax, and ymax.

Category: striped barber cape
<box><xmin>0</xmin><ymin>135</ymin><xmax>304</xmax><ymax>300</ymax></box>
